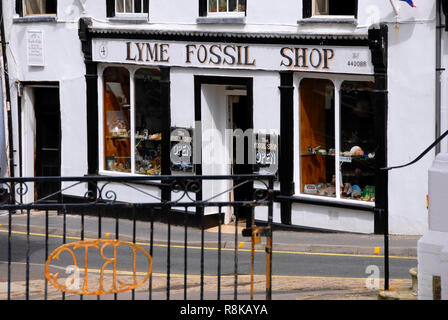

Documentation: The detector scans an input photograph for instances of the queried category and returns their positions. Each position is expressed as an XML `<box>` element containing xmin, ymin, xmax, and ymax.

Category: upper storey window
<box><xmin>207</xmin><ymin>0</ymin><xmax>246</xmax><ymax>16</ymax></box>
<box><xmin>303</xmin><ymin>0</ymin><xmax>358</xmax><ymax>19</ymax></box>
<box><xmin>106</xmin><ymin>0</ymin><xmax>149</xmax><ymax>18</ymax></box>
<box><xmin>116</xmin><ymin>0</ymin><xmax>146</xmax><ymax>15</ymax></box>
<box><xmin>23</xmin><ymin>0</ymin><xmax>57</xmax><ymax>15</ymax></box>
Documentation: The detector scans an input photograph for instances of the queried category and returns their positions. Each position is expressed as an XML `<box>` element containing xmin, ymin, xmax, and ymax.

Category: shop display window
<box><xmin>134</xmin><ymin>68</ymin><xmax>162</xmax><ymax>176</ymax></box>
<box><xmin>300</xmin><ymin>78</ymin><xmax>335</xmax><ymax>198</ymax></box>
<box><xmin>103</xmin><ymin>67</ymin><xmax>131</xmax><ymax>173</ymax></box>
<box><xmin>102</xmin><ymin>67</ymin><xmax>162</xmax><ymax>175</ymax></box>
<box><xmin>339</xmin><ymin>81</ymin><xmax>375</xmax><ymax>202</ymax></box>
<box><xmin>299</xmin><ymin>78</ymin><xmax>375</xmax><ymax>203</ymax></box>
<box><xmin>24</xmin><ymin>0</ymin><xmax>57</xmax><ymax>15</ymax></box>
<box><xmin>208</xmin><ymin>0</ymin><xmax>246</xmax><ymax>14</ymax></box>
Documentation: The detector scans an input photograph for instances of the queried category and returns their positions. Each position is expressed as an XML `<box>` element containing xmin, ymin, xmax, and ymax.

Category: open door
<box><xmin>34</xmin><ymin>87</ymin><xmax>61</xmax><ymax>202</ymax></box>
<box><xmin>200</xmin><ymin>82</ymin><xmax>253</xmax><ymax>224</ymax></box>
<box><xmin>229</xmin><ymin>94</ymin><xmax>254</xmax><ymax>224</ymax></box>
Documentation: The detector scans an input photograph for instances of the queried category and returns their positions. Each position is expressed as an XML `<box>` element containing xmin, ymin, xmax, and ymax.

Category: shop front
<box><xmin>79</xmin><ymin>19</ymin><xmax>388</xmax><ymax>233</ymax></box>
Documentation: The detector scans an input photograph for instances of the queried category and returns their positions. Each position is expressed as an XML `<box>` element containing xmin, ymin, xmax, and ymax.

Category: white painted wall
<box><xmin>291</xmin><ymin>203</ymin><xmax>374</xmax><ymax>233</ymax></box>
<box><xmin>387</xmin><ymin>21</ymin><xmax>436</xmax><ymax>235</ymax></box>
<box><xmin>3</xmin><ymin>0</ymin><xmax>89</xmax><ymax>199</ymax></box>
<box><xmin>0</xmin><ymin>1</ymin><xmax>440</xmax><ymax>234</ymax></box>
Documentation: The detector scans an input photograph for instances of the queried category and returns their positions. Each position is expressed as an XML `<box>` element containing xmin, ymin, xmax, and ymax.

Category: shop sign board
<box><xmin>93</xmin><ymin>39</ymin><xmax>374</xmax><ymax>75</ymax></box>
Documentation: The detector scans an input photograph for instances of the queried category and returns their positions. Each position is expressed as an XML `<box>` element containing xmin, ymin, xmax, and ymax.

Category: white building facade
<box><xmin>0</xmin><ymin>0</ymin><xmax>444</xmax><ymax>235</ymax></box>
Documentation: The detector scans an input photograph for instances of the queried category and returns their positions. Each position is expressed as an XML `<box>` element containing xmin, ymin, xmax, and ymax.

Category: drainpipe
<box><xmin>436</xmin><ymin>0</ymin><xmax>443</xmax><ymax>154</ymax></box>
<box><xmin>0</xmin><ymin>1</ymin><xmax>15</xmax><ymax>181</ymax></box>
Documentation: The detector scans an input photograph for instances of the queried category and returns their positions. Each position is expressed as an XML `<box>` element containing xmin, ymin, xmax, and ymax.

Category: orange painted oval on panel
<box><xmin>45</xmin><ymin>239</ymin><xmax>153</xmax><ymax>296</ymax></box>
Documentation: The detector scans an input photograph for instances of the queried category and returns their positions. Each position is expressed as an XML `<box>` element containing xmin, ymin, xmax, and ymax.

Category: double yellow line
<box><xmin>0</xmin><ymin>227</ymin><xmax>416</xmax><ymax>260</ymax></box>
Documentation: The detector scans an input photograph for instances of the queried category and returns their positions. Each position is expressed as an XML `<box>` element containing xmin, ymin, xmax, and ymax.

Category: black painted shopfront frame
<box><xmin>78</xmin><ymin>18</ymin><xmax>388</xmax><ymax>234</ymax></box>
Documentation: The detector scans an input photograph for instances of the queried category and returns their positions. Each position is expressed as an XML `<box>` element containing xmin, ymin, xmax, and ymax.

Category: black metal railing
<box><xmin>0</xmin><ymin>174</ymin><xmax>275</xmax><ymax>301</ymax></box>
<box><xmin>380</xmin><ymin>129</ymin><xmax>448</xmax><ymax>291</ymax></box>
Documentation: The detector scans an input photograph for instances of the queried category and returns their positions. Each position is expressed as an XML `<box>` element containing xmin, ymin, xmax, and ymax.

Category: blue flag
<box><xmin>400</xmin><ymin>0</ymin><xmax>416</xmax><ymax>7</ymax></box>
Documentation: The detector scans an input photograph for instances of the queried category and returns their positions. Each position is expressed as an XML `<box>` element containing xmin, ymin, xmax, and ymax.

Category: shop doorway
<box><xmin>33</xmin><ymin>87</ymin><xmax>61</xmax><ymax>202</ymax></box>
<box><xmin>196</xmin><ymin>77</ymin><xmax>253</xmax><ymax>224</ymax></box>
<box><xmin>228</xmin><ymin>92</ymin><xmax>253</xmax><ymax>223</ymax></box>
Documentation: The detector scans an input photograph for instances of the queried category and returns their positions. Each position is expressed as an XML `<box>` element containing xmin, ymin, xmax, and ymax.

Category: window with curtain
<box><xmin>24</xmin><ymin>0</ymin><xmax>57</xmax><ymax>15</ymax></box>
<box><xmin>115</xmin><ymin>0</ymin><xmax>148</xmax><ymax>14</ymax></box>
<box><xmin>102</xmin><ymin>67</ymin><xmax>163</xmax><ymax>175</ymax></box>
<box><xmin>299</xmin><ymin>78</ymin><xmax>376</xmax><ymax>203</ymax></box>
<box><xmin>207</xmin><ymin>0</ymin><xmax>246</xmax><ymax>15</ymax></box>
<box><xmin>300</xmin><ymin>78</ymin><xmax>335</xmax><ymax>198</ymax></box>
<box><xmin>103</xmin><ymin>67</ymin><xmax>131</xmax><ymax>173</ymax></box>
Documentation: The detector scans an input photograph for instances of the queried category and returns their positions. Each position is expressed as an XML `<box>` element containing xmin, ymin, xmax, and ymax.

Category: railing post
<box><xmin>266</xmin><ymin>177</ymin><xmax>274</xmax><ymax>300</ymax></box>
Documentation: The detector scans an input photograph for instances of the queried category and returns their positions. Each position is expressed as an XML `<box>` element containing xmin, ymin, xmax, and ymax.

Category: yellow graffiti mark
<box><xmin>45</xmin><ymin>239</ymin><xmax>152</xmax><ymax>296</ymax></box>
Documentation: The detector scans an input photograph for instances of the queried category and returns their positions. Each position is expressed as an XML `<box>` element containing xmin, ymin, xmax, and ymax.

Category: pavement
<box><xmin>0</xmin><ymin>210</ymin><xmax>421</xmax><ymax>300</ymax></box>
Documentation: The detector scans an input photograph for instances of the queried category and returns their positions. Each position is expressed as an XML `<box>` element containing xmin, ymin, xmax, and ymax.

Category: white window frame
<box><xmin>311</xmin><ymin>0</ymin><xmax>356</xmax><ymax>18</ymax></box>
<box><xmin>23</xmin><ymin>0</ymin><xmax>57</xmax><ymax>16</ymax></box>
<box><xmin>294</xmin><ymin>73</ymin><xmax>376</xmax><ymax>207</ymax></box>
<box><xmin>207</xmin><ymin>0</ymin><xmax>246</xmax><ymax>17</ymax></box>
<box><xmin>114</xmin><ymin>0</ymin><xmax>148</xmax><ymax>19</ymax></box>
<box><xmin>98</xmin><ymin>64</ymin><xmax>163</xmax><ymax>177</ymax></box>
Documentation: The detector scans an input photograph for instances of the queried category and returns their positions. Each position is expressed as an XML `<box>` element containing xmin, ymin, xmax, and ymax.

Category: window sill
<box><xmin>13</xmin><ymin>16</ymin><xmax>57</xmax><ymax>24</ymax></box>
<box><xmin>276</xmin><ymin>194</ymin><xmax>375</xmax><ymax>212</ymax></box>
<box><xmin>298</xmin><ymin>16</ymin><xmax>357</xmax><ymax>25</ymax></box>
<box><xmin>108</xmin><ymin>16</ymin><xmax>149</xmax><ymax>24</ymax></box>
<box><xmin>196</xmin><ymin>16</ymin><xmax>246</xmax><ymax>25</ymax></box>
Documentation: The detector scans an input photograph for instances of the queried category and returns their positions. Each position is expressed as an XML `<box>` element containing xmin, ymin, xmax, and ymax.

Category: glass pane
<box><xmin>209</xmin><ymin>0</ymin><xmax>217</xmax><ymax>12</ymax></box>
<box><xmin>300</xmin><ymin>79</ymin><xmax>335</xmax><ymax>198</ymax></box>
<box><xmin>219</xmin><ymin>0</ymin><xmax>227</xmax><ymax>12</ymax></box>
<box><xmin>134</xmin><ymin>0</ymin><xmax>142</xmax><ymax>13</ymax></box>
<box><xmin>340</xmin><ymin>81</ymin><xmax>375</xmax><ymax>202</ymax></box>
<box><xmin>45</xmin><ymin>0</ymin><xmax>57</xmax><ymax>13</ymax></box>
<box><xmin>134</xmin><ymin>69</ymin><xmax>162</xmax><ymax>176</ymax></box>
<box><xmin>239</xmin><ymin>0</ymin><xmax>246</xmax><ymax>12</ymax></box>
<box><xmin>116</xmin><ymin>0</ymin><xmax>125</xmax><ymax>13</ymax></box>
<box><xmin>25</xmin><ymin>0</ymin><xmax>43</xmax><ymax>15</ymax></box>
<box><xmin>103</xmin><ymin>67</ymin><xmax>131</xmax><ymax>173</ymax></box>
<box><xmin>229</xmin><ymin>0</ymin><xmax>237</xmax><ymax>12</ymax></box>
<box><xmin>328</xmin><ymin>0</ymin><xmax>356</xmax><ymax>16</ymax></box>
<box><xmin>125</xmin><ymin>0</ymin><xmax>133</xmax><ymax>13</ymax></box>
<box><xmin>314</xmin><ymin>0</ymin><xmax>329</xmax><ymax>15</ymax></box>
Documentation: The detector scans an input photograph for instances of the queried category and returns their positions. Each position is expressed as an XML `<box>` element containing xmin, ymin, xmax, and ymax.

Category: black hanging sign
<box><xmin>253</xmin><ymin>133</ymin><xmax>279</xmax><ymax>177</ymax></box>
<box><xmin>170</xmin><ymin>127</ymin><xmax>194</xmax><ymax>172</ymax></box>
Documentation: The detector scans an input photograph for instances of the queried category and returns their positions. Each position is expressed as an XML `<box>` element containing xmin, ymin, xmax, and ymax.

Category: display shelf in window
<box><xmin>135</xmin><ymin>131</ymin><xmax>162</xmax><ymax>176</ymax></box>
<box><xmin>339</xmin><ymin>145</ymin><xmax>376</xmax><ymax>202</ymax></box>
<box><xmin>105</xmin><ymin>156</ymin><xmax>131</xmax><ymax>173</ymax></box>
<box><xmin>134</xmin><ymin>68</ymin><xmax>163</xmax><ymax>176</ymax></box>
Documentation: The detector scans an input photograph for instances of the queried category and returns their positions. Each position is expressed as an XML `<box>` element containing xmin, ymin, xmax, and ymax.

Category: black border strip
<box><xmin>279</xmin><ymin>71</ymin><xmax>294</xmax><ymax>225</ymax></box>
<box><xmin>88</xmin><ymin>28</ymin><xmax>369</xmax><ymax>47</ymax></box>
<box><xmin>368</xmin><ymin>25</ymin><xmax>389</xmax><ymax>234</ymax></box>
